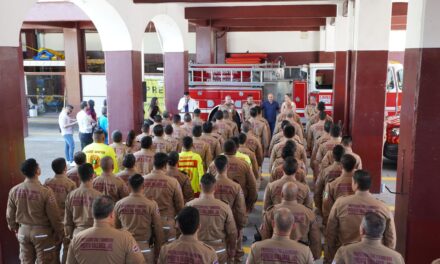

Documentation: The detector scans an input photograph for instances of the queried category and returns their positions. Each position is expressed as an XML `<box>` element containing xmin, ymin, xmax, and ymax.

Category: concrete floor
<box><xmin>24</xmin><ymin>114</ymin><xmax>398</xmax><ymax>263</ymax></box>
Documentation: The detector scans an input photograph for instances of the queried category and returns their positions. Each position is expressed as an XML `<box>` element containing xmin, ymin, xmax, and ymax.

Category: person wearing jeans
<box><xmin>77</xmin><ymin>101</ymin><xmax>95</xmax><ymax>149</ymax></box>
<box><xmin>59</xmin><ymin>105</ymin><xmax>77</xmax><ymax>164</ymax></box>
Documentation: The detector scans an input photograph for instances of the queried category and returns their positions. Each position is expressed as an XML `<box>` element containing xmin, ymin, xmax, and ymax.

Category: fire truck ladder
<box><xmin>189</xmin><ymin>63</ymin><xmax>286</xmax><ymax>86</ymax></box>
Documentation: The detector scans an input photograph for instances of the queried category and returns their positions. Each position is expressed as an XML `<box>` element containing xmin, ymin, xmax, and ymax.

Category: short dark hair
<box><xmin>200</xmin><ymin>173</ymin><xmax>216</xmax><ymax>191</ymax></box>
<box><xmin>194</xmin><ymin>109</ymin><xmax>201</xmax><ymax>115</ymax></box>
<box><xmin>255</xmin><ymin>105</ymin><xmax>262</xmax><ymax>114</ymax></box>
<box><xmin>153</xmin><ymin>152</ymin><xmax>168</xmax><ymax>169</ymax></box>
<box><xmin>280</xmin><ymin>120</ymin><xmax>291</xmax><ymax>130</ymax></box>
<box><xmin>173</xmin><ymin>114</ymin><xmax>181</xmax><ymax>124</ymax></box>
<box><xmin>283</xmin><ymin>157</ymin><xmax>298</xmax><ymax>175</ymax></box>
<box><xmin>238</xmin><ymin>133</ymin><xmax>247</xmax><ymax>145</ymax></box>
<box><xmin>319</xmin><ymin>111</ymin><xmax>327</xmax><ymax>120</ymax></box>
<box><xmin>74</xmin><ymin>152</ymin><xmax>87</xmax><ymax>165</ymax></box>
<box><xmin>282</xmin><ymin>140</ymin><xmax>296</xmax><ymax>159</ymax></box>
<box><xmin>333</xmin><ymin>145</ymin><xmax>346</xmax><ymax>162</ymax></box>
<box><xmin>192</xmin><ymin>125</ymin><xmax>202</xmax><ymax>137</ymax></box>
<box><xmin>330</xmin><ymin>124</ymin><xmax>342</xmax><ymax>138</ymax></box>
<box><xmin>324</xmin><ymin>120</ymin><xmax>333</xmax><ymax>133</ymax></box>
<box><xmin>230</xmin><ymin>136</ymin><xmax>239</xmax><ymax>147</ymax></box>
<box><xmin>66</xmin><ymin>104</ymin><xmax>74</xmax><ymax>110</ymax></box>
<box><xmin>162</xmin><ymin>111</ymin><xmax>169</xmax><ymax>119</ymax></box>
<box><xmin>154</xmin><ymin>115</ymin><xmax>162</xmax><ymax>123</ymax></box>
<box><xmin>78</xmin><ymin>163</ymin><xmax>94</xmax><ymax>182</ymax></box>
<box><xmin>247</xmin><ymin>95</ymin><xmax>253</xmax><ymax>98</ymax></box>
<box><xmin>176</xmin><ymin>206</ymin><xmax>199</xmax><ymax>235</ymax></box>
<box><xmin>92</xmin><ymin>195</ymin><xmax>115</xmax><ymax>219</ymax></box>
<box><xmin>223</xmin><ymin>140</ymin><xmax>237</xmax><ymax>154</ymax></box>
<box><xmin>222</xmin><ymin>110</ymin><xmax>230</xmax><ymax>118</ymax></box>
<box><xmin>283</xmin><ymin>125</ymin><xmax>295</xmax><ymax>138</ymax></box>
<box><xmin>341</xmin><ymin>135</ymin><xmax>353</xmax><ymax>146</ymax></box>
<box><xmin>142</xmin><ymin>122</ymin><xmax>150</xmax><ymax>133</ymax></box>
<box><xmin>167</xmin><ymin>151</ymin><xmax>180</xmax><ymax>166</ymax></box>
<box><xmin>21</xmin><ymin>158</ymin><xmax>39</xmax><ymax>178</ymax></box>
<box><xmin>341</xmin><ymin>154</ymin><xmax>357</xmax><ymax>172</ymax></box>
<box><xmin>100</xmin><ymin>156</ymin><xmax>114</xmax><ymax>172</ymax></box>
<box><xmin>122</xmin><ymin>154</ymin><xmax>136</xmax><ymax>169</ymax></box>
<box><xmin>164</xmin><ymin>124</ymin><xmax>173</xmax><ymax>135</ymax></box>
<box><xmin>141</xmin><ymin>136</ymin><xmax>153</xmax><ymax>149</ymax></box>
<box><xmin>250</xmin><ymin>107</ymin><xmax>258</xmax><ymax>117</ymax></box>
<box><xmin>128</xmin><ymin>174</ymin><xmax>144</xmax><ymax>192</ymax></box>
<box><xmin>214</xmin><ymin>111</ymin><xmax>224</xmax><ymax>120</ymax></box>
<box><xmin>202</xmin><ymin>122</ymin><xmax>213</xmax><ymax>133</ymax></box>
<box><xmin>153</xmin><ymin>124</ymin><xmax>164</xmax><ymax>137</ymax></box>
<box><xmin>80</xmin><ymin>101</ymin><xmax>88</xmax><ymax>109</ymax></box>
<box><xmin>184</xmin><ymin>92</ymin><xmax>190</xmax><ymax>96</ymax></box>
<box><xmin>182</xmin><ymin>136</ymin><xmax>193</xmax><ymax>150</ymax></box>
<box><xmin>184</xmin><ymin>113</ymin><xmax>192</xmax><ymax>123</ymax></box>
<box><xmin>362</xmin><ymin>212</ymin><xmax>386</xmax><ymax>238</ymax></box>
<box><xmin>317</xmin><ymin>102</ymin><xmax>326</xmax><ymax>111</ymax></box>
<box><xmin>112</xmin><ymin>130</ymin><xmax>123</xmax><ymax>143</ymax></box>
<box><xmin>241</xmin><ymin>121</ymin><xmax>252</xmax><ymax>133</ymax></box>
<box><xmin>101</xmin><ymin>106</ymin><xmax>107</xmax><ymax>115</ymax></box>
<box><xmin>214</xmin><ymin>155</ymin><xmax>228</xmax><ymax>173</ymax></box>
<box><xmin>51</xmin><ymin>158</ymin><xmax>67</xmax><ymax>174</ymax></box>
<box><xmin>353</xmin><ymin>170</ymin><xmax>371</xmax><ymax>191</ymax></box>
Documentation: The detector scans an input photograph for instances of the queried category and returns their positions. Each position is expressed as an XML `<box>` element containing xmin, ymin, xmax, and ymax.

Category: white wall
<box><xmin>227</xmin><ymin>31</ymin><xmax>321</xmax><ymax>53</ymax></box>
<box><xmin>389</xmin><ymin>30</ymin><xmax>407</xmax><ymax>51</ymax></box>
<box><xmin>40</xmin><ymin>33</ymin><xmax>64</xmax><ymax>50</ymax></box>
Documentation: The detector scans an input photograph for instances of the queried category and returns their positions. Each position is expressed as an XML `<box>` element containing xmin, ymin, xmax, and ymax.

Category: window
<box><xmin>397</xmin><ymin>69</ymin><xmax>404</xmax><ymax>90</ymax></box>
<box><xmin>386</xmin><ymin>68</ymin><xmax>395</xmax><ymax>91</ymax></box>
<box><xmin>314</xmin><ymin>69</ymin><xmax>334</xmax><ymax>90</ymax></box>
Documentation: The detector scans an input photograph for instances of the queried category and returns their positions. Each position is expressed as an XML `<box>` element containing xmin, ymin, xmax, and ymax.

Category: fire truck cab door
<box><xmin>308</xmin><ymin>63</ymin><xmax>334</xmax><ymax>115</ymax></box>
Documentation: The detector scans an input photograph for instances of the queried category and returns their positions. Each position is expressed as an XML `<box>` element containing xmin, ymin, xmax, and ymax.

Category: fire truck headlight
<box><xmin>391</xmin><ymin>128</ymin><xmax>400</xmax><ymax>136</ymax></box>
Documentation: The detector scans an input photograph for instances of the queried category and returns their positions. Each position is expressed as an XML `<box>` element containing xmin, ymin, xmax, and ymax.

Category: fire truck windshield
<box><xmin>397</xmin><ymin>69</ymin><xmax>404</xmax><ymax>90</ymax></box>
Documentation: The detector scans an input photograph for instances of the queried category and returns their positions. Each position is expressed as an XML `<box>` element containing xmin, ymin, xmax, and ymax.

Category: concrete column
<box><xmin>349</xmin><ymin>0</ymin><xmax>392</xmax><ymax>193</ymax></box>
<box><xmin>164</xmin><ymin>51</ymin><xmax>188</xmax><ymax>114</ymax></box>
<box><xmin>104</xmin><ymin>51</ymin><xmax>144</xmax><ymax>138</ymax></box>
<box><xmin>333</xmin><ymin>3</ymin><xmax>350</xmax><ymax>131</ymax></box>
<box><xmin>216</xmin><ymin>31</ymin><xmax>227</xmax><ymax>64</ymax></box>
<box><xmin>394</xmin><ymin>1</ymin><xmax>440</xmax><ymax>262</ymax></box>
<box><xmin>0</xmin><ymin>46</ymin><xmax>26</xmax><ymax>264</ymax></box>
<box><xmin>64</xmin><ymin>26</ymin><xmax>85</xmax><ymax>115</ymax></box>
<box><xmin>196</xmin><ymin>26</ymin><xmax>215</xmax><ymax>64</ymax></box>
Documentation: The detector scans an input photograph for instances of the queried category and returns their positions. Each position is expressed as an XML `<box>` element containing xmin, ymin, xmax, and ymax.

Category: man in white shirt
<box><xmin>76</xmin><ymin>101</ymin><xmax>95</xmax><ymax>150</ymax></box>
<box><xmin>59</xmin><ymin>105</ymin><xmax>77</xmax><ymax>165</ymax></box>
<box><xmin>177</xmin><ymin>92</ymin><xmax>198</xmax><ymax>117</ymax></box>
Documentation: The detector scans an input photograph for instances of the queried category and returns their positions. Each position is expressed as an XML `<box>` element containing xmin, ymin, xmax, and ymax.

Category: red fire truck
<box><xmin>188</xmin><ymin>61</ymin><xmax>403</xmax><ymax>122</ymax></box>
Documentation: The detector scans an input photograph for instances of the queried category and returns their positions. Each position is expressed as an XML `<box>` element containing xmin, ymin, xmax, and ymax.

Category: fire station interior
<box><xmin>0</xmin><ymin>0</ymin><xmax>439</xmax><ymax>263</ymax></box>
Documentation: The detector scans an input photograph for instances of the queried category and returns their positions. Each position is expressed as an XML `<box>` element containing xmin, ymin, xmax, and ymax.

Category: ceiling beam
<box><xmin>185</xmin><ymin>5</ymin><xmax>337</xmax><ymax>20</ymax></box>
<box><xmin>190</xmin><ymin>17</ymin><xmax>326</xmax><ymax>27</ymax></box>
<box><xmin>135</xmin><ymin>0</ymin><xmax>329</xmax><ymax>2</ymax></box>
<box><xmin>225</xmin><ymin>26</ymin><xmax>320</xmax><ymax>32</ymax></box>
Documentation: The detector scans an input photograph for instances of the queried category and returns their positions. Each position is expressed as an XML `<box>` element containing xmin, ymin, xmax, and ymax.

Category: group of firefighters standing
<box><xmin>6</xmin><ymin>92</ymin><xmax>406</xmax><ymax>264</ymax></box>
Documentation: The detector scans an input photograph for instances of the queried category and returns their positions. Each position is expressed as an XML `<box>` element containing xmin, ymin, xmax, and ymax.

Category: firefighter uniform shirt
<box><xmin>67</xmin><ymin>221</ymin><xmax>145</xmax><ymax>264</ymax></box>
<box><xmin>158</xmin><ymin>234</ymin><xmax>219</xmax><ymax>264</ymax></box>
<box><xmin>247</xmin><ymin>235</ymin><xmax>314</xmax><ymax>264</ymax></box>
<box><xmin>333</xmin><ymin>238</ymin><xmax>404</xmax><ymax>264</ymax></box>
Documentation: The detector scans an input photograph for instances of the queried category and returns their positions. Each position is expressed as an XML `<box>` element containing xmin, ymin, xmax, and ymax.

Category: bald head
<box><xmin>281</xmin><ymin>182</ymin><xmax>298</xmax><ymax>201</ymax></box>
<box><xmin>100</xmin><ymin>156</ymin><xmax>114</xmax><ymax>172</ymax></box>
<box><xmin>274</xmin><ymin>208</ymin><xmax>295</xmax><ymax>233</ymax></box>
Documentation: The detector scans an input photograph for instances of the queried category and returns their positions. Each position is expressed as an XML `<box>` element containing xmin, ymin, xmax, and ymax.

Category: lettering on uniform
<box><xmin>347</xmin><ymin>204</ymin><xmax>379</xmax><ymax>216</ymax></box>
<box><xmin>336</xmin><ymin>183</ymin><xmax>353</xmax><ymax>194</ymax></box>
<box><xmin>72</xmin><ymin>196</ymin><xmax>94</xmax><ymax>207</ymax></box>
<box><xmin>137</xmin><ymin>156</ymin><xmax>152</xmax><ymax>164</ymax></box>
<box><xmin>215</xmin><ymin>185</ymin><xmax>234</xmax><ymax>196</ymax></box>
<box><xmin>353</xmin><ymin>251</ymin><xmax>393</xmax><ymax>264</ymax></box>
<box><xmin>94</xmin><ymin>182</ymin><xmax>117</xmax><ymax>194</ymax></box>
<box><xmin>167</xmin><ymin>250</ymin><xmax>204</xmax><ymax>264</ymax></box>
<box><xmin>194</xmin><ymin>205</ymin><xmax>221</xmax><ymax>216</ymax></box>
<box><xmin>45</xmin><ymin>183</ymin><xmax>68</xmax><ymax>195</ymax></box>
<box><xmin>292</xmin><ymin>213</ymin><xmax>305</xmax><ymax>225</ymax></box>
<box><xmin>228</xmin><ymin>163</ymin><xmax>239</xmax><ymax>173</ymax></box>
<box><xmin>144</xmin><ymin>179</ymin><xmax>167</xmax><ymax>189</ymax></box>
<box><xmin>120</xmin><ymin>204</ymin><xmax>148</xmax><ymax>216</ymax></box>
<box><xmin>16</xmin><ymin>189</ymin><xmax>40</xmax><ymax>201</ymax></box>
<box><xmin>326</xmin><ymin>170</ymin><xmax>342</xmax><ymax>181</ymax></box>
<box><xmin>261</xmin><ymin>247</ymin><xmax>299</xmax><ymax>263</ymax></box>
<box><xmin>79</xmin><ymin>237</ymin><xmax>114</xmax><ymax>251</ymax></box>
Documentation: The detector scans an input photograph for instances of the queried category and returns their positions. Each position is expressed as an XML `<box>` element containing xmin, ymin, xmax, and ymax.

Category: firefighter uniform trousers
<box><xmin>137</xmin><ymin>240</ymin><xmax>154</xmax><ymax>263</ymax></box>
<box><xmin>205</xmin><ymin>239</ymin><xmax>228</xmax><ymax>264</ymax></box>
<box><xmin>18</xmin><ymin>225</ymin><xmax>58</xmax><ymax>264</ymax></box>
